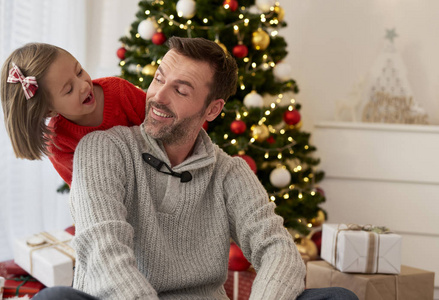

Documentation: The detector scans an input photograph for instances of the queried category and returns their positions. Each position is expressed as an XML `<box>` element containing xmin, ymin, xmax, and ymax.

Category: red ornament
<box><xmin>266</xmin><ymin>136</ymin><xmax>275</xmax><ymax>144</ymax></box>
<box><xmin>223</xmin><ymin>0</ymin><xmax>238</xmax><ymax>12</ymax></box>
<box><xmin>152</xmin><ymin>32</ymin><xmax>167</xmax><ymax>45</ymax></box>
<box><xmin>229</xmin><ymin>242</ymin><xmax>251</xmax><ymax>271</ymax></box>
<box><xmin>234</xmin><ymin>154</ymin><xmax>257</xmax><ymax>173</ymax></box>
<box><xmin>283</xmin><ymin>109</ymin><xmax>301</xmax><ymax>125</ymax></box>
<box><xmin>316</xmin><ymin>187</ymin><xmax>325</xmax><ymax>198</ymax></box>
<box><xmin>232</xmin><ymin>44</ymin><xmax>248</xmax><ymax>58</ymax></box>
<box><xmin>116</xmin><ymin>47</ymin><xmax>127</xmax><ymax>60</ymax></box>
<box><xmin>65</xmin><ymin>225</ymin><xmax>75</xmax><ymax>236</ymax></box>
<box><xmin>202</xmin><ymin>120</ymin><xmax>209</xmax><ymax>131</ymax></box>
<box><xmin>230</xmin><ymin>120</ymin><xmax>246</xmax><ymax>134</ymax></box>
<box><xmin>311</xmin><ymin>230</ymin><xmax>322</xmax><ymax>256</ymax></box>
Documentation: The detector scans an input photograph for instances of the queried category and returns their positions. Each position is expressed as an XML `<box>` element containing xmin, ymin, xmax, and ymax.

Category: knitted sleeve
<box><xmin>69</xmin><ymin>129</ymin><xmax>159</xmax><ymax>300</ymax></box>
<box><xmin>223</xmin><ymin>156</ymin><xmax>306</xmax><ymax>300</ymax></box>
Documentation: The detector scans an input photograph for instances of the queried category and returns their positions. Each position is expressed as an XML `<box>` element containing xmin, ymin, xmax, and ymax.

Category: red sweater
<box><xmin>48</xmin><ymin>77</ymin><xmax>146</xmax><ymax>186</ymax></box>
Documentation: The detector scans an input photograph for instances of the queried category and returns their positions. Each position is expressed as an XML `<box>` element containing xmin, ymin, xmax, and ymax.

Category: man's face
<box><xmin>144</xmin><ymin>49</ymin><xmax>219</xmax><ymax>146</ymax></box>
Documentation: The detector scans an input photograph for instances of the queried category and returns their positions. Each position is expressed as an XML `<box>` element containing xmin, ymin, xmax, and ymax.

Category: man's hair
<box><xmin>1</xmin><ymin>43</ymin><xmax>64</xmax><ymax>160</ymax></box>
<box><xmin>167</xmin><ymin>36</ymin><xmax>238</xmax><ymax>106</ymax></box>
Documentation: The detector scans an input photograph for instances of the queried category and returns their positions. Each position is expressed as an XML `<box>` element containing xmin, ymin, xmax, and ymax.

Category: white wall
<box><xmin>280</xmin><ymin>0</ymin><xmax>439</xmax><ymax>131</ymax></box>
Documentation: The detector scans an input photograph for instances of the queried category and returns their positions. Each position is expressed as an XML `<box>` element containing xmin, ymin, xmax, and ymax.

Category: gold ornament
<box><xmin>142</xmin><ymin>63</ymin><xmax>158</xmax><ymax>76</ymax></box>
<box><xmin>295</xmin><ymin>237</ymin><xmax>318</xmax><ymax>260</ymax></box>
<box><xmin>274</xmin><ymin>6</ymin><xmax>285</xmax><ymax>22</ymax></box>
<box><xmin>252</xmin><ymin>28</ymin><xmax>270</xmax><ymax>51</ymax></box>
<box><xmin>215</xmin><ymin>39</ymin><xmax>228</xmax><ymax>53</ymax></box>
<box><xmin>294</xmin><ymin>120</ymin><xmax>303</xmax><ymax>130</ymax></box>
<box><xmin>310</xmin><ymin>210</ymin><xmax>325</xmax><ymax>227</ymax></box>
<box><xmin>251</xmin><ymin>124</ymin><xmax>269</xmax><ymax>142</ymax></box>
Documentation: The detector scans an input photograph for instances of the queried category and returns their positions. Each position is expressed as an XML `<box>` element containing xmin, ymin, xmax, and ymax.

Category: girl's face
<box><xmin>43</xmin><ymin>50</ymin><xmax>96</xmax><ymax>125</ymax></box>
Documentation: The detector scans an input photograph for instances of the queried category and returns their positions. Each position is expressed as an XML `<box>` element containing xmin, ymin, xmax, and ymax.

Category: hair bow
<box><xmin>7</xmin><ymin>62</ymin><xmax>39</xmax><ymax>100</ymax></box>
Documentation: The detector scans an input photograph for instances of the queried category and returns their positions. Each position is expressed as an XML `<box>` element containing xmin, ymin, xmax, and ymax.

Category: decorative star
<box><xmin>385</xmin><ymin>28</ymin><xmax>398</xmax><ymax>43</ymax></box>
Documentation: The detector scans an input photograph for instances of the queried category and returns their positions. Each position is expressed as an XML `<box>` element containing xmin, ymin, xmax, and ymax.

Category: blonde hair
<box><xmin>1</xmin><ymin>43</ymin><xmax>64</xmax><ymax>160</ymax></box>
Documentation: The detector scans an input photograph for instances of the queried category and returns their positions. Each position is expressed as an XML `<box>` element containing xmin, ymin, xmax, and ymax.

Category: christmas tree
<box><xmin>118</xmin><ymin>0</ymin><xmax>326</xmax><ymax>240</ymax></box>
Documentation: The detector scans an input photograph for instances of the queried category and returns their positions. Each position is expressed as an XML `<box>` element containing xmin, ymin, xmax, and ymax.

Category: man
<box><xmin>35</xmin><ymin>37</ymin><xmax>357</xmax><ymax>300</ymax></box>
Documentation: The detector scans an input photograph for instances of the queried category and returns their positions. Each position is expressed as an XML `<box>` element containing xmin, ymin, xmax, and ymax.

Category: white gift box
<box><xmin>13</xmin><ymin>231</ymin><xmax>75</xmax><ymax>287</ymax></box>
<box><xmin>1</xmin><ymin>276</ymin><xmax>5</xmax><ymax>300</ymax></box>
<box><xmin>321</xmin><ymin>223</ymin><xmax>402</xmax><ymax>274</ymax></box>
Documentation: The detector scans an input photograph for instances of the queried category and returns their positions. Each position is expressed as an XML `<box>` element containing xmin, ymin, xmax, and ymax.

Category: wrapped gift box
<box><xmin>13</xmin><ymin>231</ymin><xmax>75</xmax><ymax>287</ymax></box>
<box><xmin>1</xmin><ymin>276</ymin><xmax>4</xmax><ymax>299</ymax></box>
<box><xmin>224</xmin><ymin>268</ymin><xmax>256</xmax><ymax>300</ymax></box>
<box><xmin>306</xmin><ymin>260</ymin><xmax>434</xmax><ymax>300</ymax></box>
<box><xmin>0</xmin><ymin>260</ymin><xmax>29</xmax><ymax>276</ymax></box>
<box><xmin>321</xmin><ymin>223</ymin><xmax>402</xmax><ymax>274</ymax></box>
<box><xmin>3</xmin><ymin>275</ymin><xmax>45</xmax><ymax>299</ymax></box>
<box><xmin>0</xmin><ymin>260</ymin><xmax>45</xmax><ymax>299</ymax></box>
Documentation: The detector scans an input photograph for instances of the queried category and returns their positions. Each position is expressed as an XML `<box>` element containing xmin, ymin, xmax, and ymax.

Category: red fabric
<box><xmin>224</xmin><ymin>269</ymin><xmax>256</xmax><ymax>300</ymax></box>
<box><xmin>47</xmin><ymin>77</ymin><xmax>146</xmax><ymax>186</ymax></box>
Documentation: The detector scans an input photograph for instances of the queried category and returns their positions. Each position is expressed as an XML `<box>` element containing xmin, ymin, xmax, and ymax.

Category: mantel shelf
<box><xmin>315</xmin><ymin>121</ymin><xmax>439</xmax><ymax>134</ymax></box>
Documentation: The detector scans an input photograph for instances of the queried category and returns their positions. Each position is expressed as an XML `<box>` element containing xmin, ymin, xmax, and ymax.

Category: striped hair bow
<box><xmin>7</xmin><ymin>63</ymin><xmax>39</xmax><ymax>100</ymax></box>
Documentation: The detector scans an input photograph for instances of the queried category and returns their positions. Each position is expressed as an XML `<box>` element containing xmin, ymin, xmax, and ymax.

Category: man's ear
<box><xmin>206</xmin><ymin>99</ymin><xmax>225</xmax><ymax>122</ymax></box>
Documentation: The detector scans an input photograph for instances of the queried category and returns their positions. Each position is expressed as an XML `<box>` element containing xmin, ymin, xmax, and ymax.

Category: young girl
<box><xmin>1</xmin><ymin>43</ymin><xmax>147</xmax><ymax>186</ymax></box>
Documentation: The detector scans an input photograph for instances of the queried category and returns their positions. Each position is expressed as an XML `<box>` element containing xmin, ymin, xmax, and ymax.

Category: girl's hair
<box><xmin>1</xmin><ymin>43</ymin><xmax>64</xmax><ymax>160</ymax></box>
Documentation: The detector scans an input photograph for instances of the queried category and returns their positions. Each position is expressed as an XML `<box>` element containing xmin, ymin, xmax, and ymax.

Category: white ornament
<box><xmin>138</xmin><ymin>19</ymin><xmax>157</xmax><ymax>40</ymax></box>
<box><xmin>176</xmin><ymin>0</ymin><xmax>196</xmax><ymax>19</ymax></box>
<box><xmin>269</xmin><ymin>167</ymin><xmax>291</xmax><ymax>188</ymax></box>
<box><xmin>273</xmin><ymin>61</ymin><xmax>292</xmax><ymax>81</ymax></box>
<box><xmin>256</xmin><ymin>0</ymin><xmax>276</xmax><ymax>12</ymax></box>
<box><xmin>244</xmin><ymin>90</ymin><xmax>264</xmax><ymax>108</ymax></box>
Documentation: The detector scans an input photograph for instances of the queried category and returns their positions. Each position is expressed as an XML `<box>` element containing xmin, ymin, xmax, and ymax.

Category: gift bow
<box><xmin>7</xmin><ymin>63</ymin><xmax>39</xmax><ymax>100</ymax></box>
<box><xmin>27</xmin><ymin>232</ymin><xmax>75</xmax><ymax>276</ymax></box>
<box><xmin>334</xmin><ymin>224</ymin><xmax>393</xmax><ymax>273</ymax></box>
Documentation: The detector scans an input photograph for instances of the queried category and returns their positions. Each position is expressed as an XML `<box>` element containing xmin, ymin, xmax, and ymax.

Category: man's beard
<box><xmin>144</xmin><ymin>101</ymin><xmax>206</xmax><ymax>146</ymax></box>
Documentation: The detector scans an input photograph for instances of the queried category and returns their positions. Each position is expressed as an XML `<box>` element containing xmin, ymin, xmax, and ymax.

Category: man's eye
<box><xmin>154</xmin><ymin>77</ymin><xmax>162</xmax><ymax>83</ymax></box>
<box><xmin>176</xmin><ymin>89</ymin><xmax>187</xmax><ymax>96</ymax></box>
<box><xmin>78</xmin><ymin>69</ymin><xmax>83</xmax><ymax>76</ymax></box>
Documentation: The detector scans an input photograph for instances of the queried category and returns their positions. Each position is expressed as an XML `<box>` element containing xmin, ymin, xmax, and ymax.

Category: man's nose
<box><xmin>153</xmin><ymin>85</ymin><xmax>171</xmax><ymax>104</ymax></box>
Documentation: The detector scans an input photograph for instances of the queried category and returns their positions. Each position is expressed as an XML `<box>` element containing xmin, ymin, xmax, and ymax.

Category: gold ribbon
<box><xmin>333</xmin><ymin>224</ymin><xmax>392</xmax><ymax>273</ymax></box>
<box><xmin>26</xmin><ymin>232</ymin><xmax>75</xmax><ymax>275</ymax></box>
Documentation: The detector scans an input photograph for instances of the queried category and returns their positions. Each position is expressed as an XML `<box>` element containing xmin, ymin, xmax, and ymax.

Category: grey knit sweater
<box><xmin>69</xmin><ymin>124</ymin><xmax>306</xmax><ymax>300</ymax></box>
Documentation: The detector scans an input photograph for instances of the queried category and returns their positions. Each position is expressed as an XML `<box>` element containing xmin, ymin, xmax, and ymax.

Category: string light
<box><xmin>224</xmin><ymin>134</ymin><xmax>229</xmax><ymax>139</ymax></box>
<box><xmin>119</xmin><ymin>61</ymin><xmax>126</xmax><ymax>66</ymax></box>
<box><xmin>231</xmin><ymin>139</ymin><xmax>237</xmax><ymax>144</ymax></box>
<box><xmin>203</xmin><ymin>18</ymin><xmax>208</xmax><ymax>23</ymax></box>
<box><xmin>145</xmin><ymin>10</ymin><xmax>151</xmax><ymax>15</ymax></box>
<box><xmin>270</xmin><ymin>196</ymin><xmax>276</xmax><ymax>202</ymax></box>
